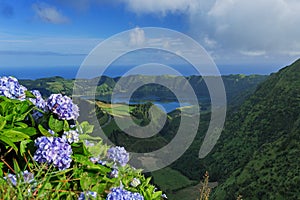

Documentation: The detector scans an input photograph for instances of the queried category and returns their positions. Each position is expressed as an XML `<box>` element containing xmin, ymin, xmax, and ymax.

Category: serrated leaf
<box><xmin>49</xmin><ymin>115</ymin><xmax>63</xmax><ymax>133</ymax></box>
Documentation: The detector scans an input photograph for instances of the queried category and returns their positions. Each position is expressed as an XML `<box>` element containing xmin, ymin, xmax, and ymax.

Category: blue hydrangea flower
<box><xmin>97</xmin><ymin>160</ymin><xmax>107</xmax><ymax>165</ymax></box>
<box><xmin>78</xmin><ymin>191</ymin><xmax>97</xmax><ymax>200</ymax></box>
<box><xmin>46</xmin><ymin>94</ymin><xmax>79</xmax><ymax>120</ymax></box>
<box><xmin>4</xmin><ymin>170</ymin><xmax>34</xmax><ymax>186</ymax></box>
<box><xmin>110</xmin><ymin>169</ymin><xmax>118</xmax><ymax>178</ymax></box>
<box><xmin>4</xmin><ymin>173</ymin><xmax>17</xmax><ymax>186</ymax></box>
<box><xmin>84</xmin><ymin>140</ymin><xmax>95</xmax><ymax>147</ymax></box>
<box><xmin>0</xmin><ymin>76</ymin><xmax>27</xmax><ymax>100</ymax></box>
<box><xmin>106</xmin><ymin>187</ymin><xmax>144</xmax><ymax>200</ymax></box>
<box><xmin>107</xmin><ymin>146</ymin><xmax>129</xmax><ymax>167</ymax></box>
<box><xmin>89</xmin><ymin>157</ymin><xmax>107</xmax><ymax>166</ymax></box>
<box><xmin>29</xmin><ymin>90</ymin><xmax>46</xmax><ymax>109</ymax></box>
<box><xmin>33</xmin><ymin>136</ymin><xmax>72</xmax><ymax>170</ymax></box>
<box><xmin>29</xmin><ymin>90</ymin><xmax>46</xmax><ymax>119</ymax></box>
<box><xmin>48</xmin><ymin>129</ymin><xmax>55</xmax><ymax>135</ymax></box>
<box><xmin>62</xmin><ymin>130</ymin><xmax>79</xmax><ymax>144</ymax></box>
<box><xmin>130</xmin><ymin>178</ymin><xmax>141</xmax><ymax>187</ymax></box>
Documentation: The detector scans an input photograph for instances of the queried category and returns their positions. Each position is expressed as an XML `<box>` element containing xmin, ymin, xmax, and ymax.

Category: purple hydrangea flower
<box><xmin>78</xmin><ymin>191</ymin><xmax>97</xmax><ymax>200</ymax></box>
<box><xmin>4</xmin><ymin>170</ymin><xmax>34</xmax><ymax>186</ymax></box>
<box><xmin>106</xmin><ymin>187</ymin><xmax>144</xmax><ymax>200</ymax></box>
<box><xmin>62</xmin><ymin>130</ymin><xmax>79</xmax><ymax>144</ymax></box>
<box><xmin>33</xmin><ymin>136</ymin><xmax>72</xmax><ymax>170</ymax></box>
<box><xmin>46</xmin><ymin>94</ymin><xmax>79</xmax><ymax>120</ymax></box>
<box><xmin>0</xmin><ymin>76</ymin><xmax>27</xmax><ymax>100</ymax></box>
<box><xmin>107</xmin><ymin>146</ymin><xmax>129</xmax><ymax>167</ymax></box>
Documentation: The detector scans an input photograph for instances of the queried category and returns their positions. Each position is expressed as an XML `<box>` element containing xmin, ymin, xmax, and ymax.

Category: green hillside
<box><xmin>20</xmin><ymin>74</ymin><xmax>267</xmax><ymax>106</ymax></box>
<box><xmin>203</xmin><ymin>59</ymin><xmax>300</xmax><ymax>199</ymax></box>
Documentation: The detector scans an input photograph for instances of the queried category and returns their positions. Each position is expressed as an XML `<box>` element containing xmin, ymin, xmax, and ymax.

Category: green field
<box><xmin>151</xmin><ymin>167</ymin><xmax>197</xmax><ymax>193</ymax></box>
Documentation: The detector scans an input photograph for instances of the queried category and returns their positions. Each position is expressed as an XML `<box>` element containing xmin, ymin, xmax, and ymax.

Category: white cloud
<box><xmin>119</xmin><ymin>0</ymin><xmax>199</xmax><ymax>15</ymax></box>
<box><xmin>240</xmin><ymin>50</ymin><xmax>266</xmax><ymax>57</ymax></box>
<box><xmin>129</xmin><ymin>27</ymin><xmax>145</xmax><ymax>46</ymax></box>
<box><xmin>32</xmin><ymin>3</ymin><xmax>69</xmax><ymax>24</ymax></box>
<box><xmin>114</xmin><ymin>0</ymin><xmax>300</xmax><ymax>62</ymax></box>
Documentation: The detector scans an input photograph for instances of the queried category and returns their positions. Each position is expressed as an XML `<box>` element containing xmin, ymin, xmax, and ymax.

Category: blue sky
<box><xmin>1</xmin><ymin>0</ymin><xmax>300</xmax><ymax>77</ymax></box>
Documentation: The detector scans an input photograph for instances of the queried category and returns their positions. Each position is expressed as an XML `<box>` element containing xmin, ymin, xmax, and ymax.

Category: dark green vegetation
<box><xmin>20</xmin><ymin>66</ymin><xmax>300</xmax><ymax>200</ymax></box>
<box><xmin>20</xmin><ymin>74</ymin><xmax>268</xmax><ymax>199</ymax></box>
<box><xmin>20</xmin><ymin>74</ymin><xmax>267</xmax><ymax>107</ymax></box>
<box><xmin>202</xmin><ymin>60</ymin><xmax>300</xmax><ymax>199</ymax></box>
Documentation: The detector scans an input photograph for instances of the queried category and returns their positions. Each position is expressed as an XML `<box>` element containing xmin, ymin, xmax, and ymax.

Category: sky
<box><xmin>1</xmin><ymin>0</ymin><xmax>300</xmax><ymax>77</ymax></box>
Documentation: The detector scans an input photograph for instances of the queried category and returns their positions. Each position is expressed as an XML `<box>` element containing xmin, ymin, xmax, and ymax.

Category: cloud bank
<box><xmin>56</xmin><ymin>0</ymin><xmax>300</xmax><ymax>63</ymax></box>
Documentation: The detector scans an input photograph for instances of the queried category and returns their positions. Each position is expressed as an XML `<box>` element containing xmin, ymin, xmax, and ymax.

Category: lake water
<box><xmin>81</xmin><ymin>95</ymin><xmax>195</xmax><ymax>113</ymax></box>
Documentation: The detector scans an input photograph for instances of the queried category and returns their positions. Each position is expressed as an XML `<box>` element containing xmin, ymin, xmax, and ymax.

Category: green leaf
<box><xmin>79</xmin><ymin>134</ymin><xmax>102</xmax><ymax>141</ymax></box>
<box><xmin>38</xmin><ymin>124</ymin><xmax>53</xmax><ymax>137</ymax></box>
<box><xmin>13</xmin><ymin>127</ymin><xmax>37</xmax><ymax>137</ymax></box>
<box><xmin>92</xmin><ymin>183</ymin><xmax>107</xmax><ymax>194</ymax></box>
<box><xmin>13</xmin><ymin>159</ymin><xmax>21</xmax><ymax>173</ymax></box>
<box><xmin>151</xmin><ymin>191</ymin><xmax>163</xmax><ymax>199</ymax></box>
<box><xmin>0</xmin><ymin>135</ymin><xmax>18</xmax><ymax>152</ymax></box>
<box><xmin>80</xmin><ymin>173</ymin><xmax>95</xmax><ymax>191</ymax></box>
<box><xmin>71</xmin><ymin>142</ymin><xmax>90</xmax><ymax>156</ymax></box>
<box><xmin>0</xmin><ymin>116</ymin><xmax>6</xmax><ymax>131</ymax></box>
<box><xmin>63</xmin><ymin>120</ymin><xmax>70</xmax><ymax>131</ymax></box>
<box><xmin>20</xmin><ymin>140</ymin><xmax>32</xmax><ymax>156</ymax></box>
<box><xmin>80</xmin><ymin>121</ymin><xmax>94</xmax><ymax>134</ymax></box>
<box><xmin>0</xmin><ymin>162</ymin><xmax>4</xmax><ymax>177</ymax></box>
<box><xmin>1</xmin><ymin>129</ymin><xmax>30</xmax><ymax>142</ymax></box>
<box><xmin>25</xmin><ymin>90</ymin><xmax>36</xmax><ymax>98</ymax></box>
<box><xmin>14</xmin><ymin>122</ymin><xmax>28</xmax><ymax>128</ymax></box>
<box><xmin>49</xmin><ymin>115</ymin><xmax>64</xmax><ymax>133</ymax></box>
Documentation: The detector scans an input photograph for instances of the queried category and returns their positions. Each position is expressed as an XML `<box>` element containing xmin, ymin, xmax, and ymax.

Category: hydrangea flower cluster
<box><xmin>33</xmin><ymin>136</ymin><xmax>72</xmax><ymax>170</ymax></box>
<box><xmin>29</xmin><ymin>90</ymin><xmax>46</xmax><ymax>110</ymax></box>
<box><xmin>62</xmin><ymin>130</ymin><xmax>79</xmax><ymax>144</ymax></box>
<box><xmin>4</xmin><ymin>170</ymin><xmax>34</xmax><ymax>186</ymax></box>
<box><xmin>46</xmin><ymin>94</ymin><xmax>79</xmax><ymax>120</ymax></box>
<box><xmin>107</xmin><ymin>146</ymin><xmax>129</xmax><ymax>167</ymax></box>
<box><xmin>29</xmin><ymin>90</ymin><xmax>46</xmax><ymax>119</ymax></box>
<box><xmin>0</xmin><ymin>76</ymin><xmax>27</xmax><ymax>100</ymax></box>
<box><xmin>106</xmin><ymin>187</ymin><xmax>144</xmax><ymax>200</ymax></box>
<box><xmin>78</xmin><ymin>191</ymin><xmax>97</xmax><ymax>200</ymax></box>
